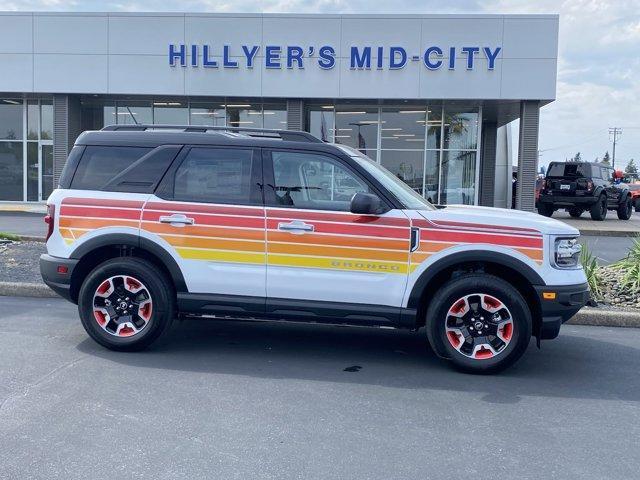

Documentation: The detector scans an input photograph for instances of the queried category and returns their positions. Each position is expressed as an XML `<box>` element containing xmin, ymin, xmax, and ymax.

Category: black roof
<box><xmin>75</xmin><ymin>125</ymin><xmax>330</xmax><ymax>151</ymax></box>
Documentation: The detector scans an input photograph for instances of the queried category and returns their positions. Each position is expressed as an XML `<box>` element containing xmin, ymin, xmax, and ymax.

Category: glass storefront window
<box><xmin>307</xmin><ymin>106</ymin><xmax>335</xmax><ymax>142</ymax></box>
<box><xmin>190</xmin><ymin>103</ymin><xmax>226</xmax><ymax>126</ymax></box>
<box><xmin>439</xmin><ymin>150</ymin><xmax>476</xmax><ymax>205</ymax></box>
<box><xmin>443</xmin><ymin>108</ymin><xmax>479</xmax><ymax>150</ymax></box>
<box><xmin>153</xmin><ymin>102</ymin><xmax>188</xmax><ymax>124</ymax></box>
<box><xmin>27</xmin><ymin>142</ymin><xmax>38</xmax><ymax>201</ymax></box>
<box><xmin>42</xmin><ymin>144</ymin><xmax>54</xmax><ymax>199</ymax></box>
<box><xmin>0</xmin><ymin>99</ymin><xmax>23</xmax><ymax>140</ymax></box>
<box><xmin>41</xmin><ymin>101</ymin><xmax>53</xmax><ymax>140</ymax></box>
<box><xmin>334</xmin><ymin>107</ymin><xmax>378</xmax><ymax>159</ymax></box>
<box><xmin>424</xmin><ymin>150</ymin><xmax>440</xmax><ymax>204</ymax></box>
<box><xmin>227</xmin><ymin>103</ymin><xmax>262</xmax><ymax>128</ymax></box>
<box><xmin>117</xmin><ymin>102</ymin><xmax>152</xmax><ymax>125</ymax></box>
<box><xmin>27</xmin><ymin>101</ymin><xmax>39</xmax><ymax>140</ymax></box>
<box><xmin>103</xmin><ymin>105</ymin><xmax>116</xmax><ymax>127</ymax></box>
<box><xmin>380</xmin><ymin>150</ymin><xmax>425</xmax><ymax>195</ymax></box>
<box><xmin>380</xmin><ymin>108</ymin><xmax>426</xmax><ymax>150</ymax></box>
<box><xmin>0</xmin><ymin>142</ymin><xmax>24</xmax><ymax>200</ymax></box>
<box><xmin>263</xmin><ymin>104</ymin><xmax>287</xmax><ymax>130</ymax></box>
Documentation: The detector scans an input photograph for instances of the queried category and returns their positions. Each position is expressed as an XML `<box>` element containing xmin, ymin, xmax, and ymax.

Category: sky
<box><xmin>1</xmin><ymin>0</ymin><xmax>639</xmax><ymax>170</ymax></box>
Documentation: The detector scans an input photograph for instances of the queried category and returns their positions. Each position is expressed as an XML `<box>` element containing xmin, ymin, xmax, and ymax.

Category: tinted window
<box><xmin>270</xmin><ymin>151</ymin><xmax>369</xmax><ymax>211</ymax></box>
<box><xmin>70</xmin><ymin>146</ymin><xmax>151</xmax><ymax>190</ymax></box>
<box><xmin>546</xmin><ymin>163</ymin><xmax>590</xmax><ymax>178</ymax></box>
<box><xmin>104</xmin><ymin>145</ymin><xmax>180</xmax><ymax>193</ymax></box>
<box><xmin>173</xmin><ymin>147</ymin><xmax>256</xmax><ymax>204</ymax></box>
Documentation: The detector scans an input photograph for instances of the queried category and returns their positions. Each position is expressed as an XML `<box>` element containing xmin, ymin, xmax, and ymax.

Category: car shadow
<box><xmin>75</xmin><ymin>317</ymin><xmax>640</xmax><ymax>403</ymax></box>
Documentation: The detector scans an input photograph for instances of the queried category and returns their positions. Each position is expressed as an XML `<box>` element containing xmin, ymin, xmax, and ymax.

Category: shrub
<box><xmin>580</xmin><ymin>244</ymin><xmax>602</xmax><ymax>299</ymax></box>
<box><xmin>612</xmin><ymin>236</ymin><xmax>640</xmax><ymax>294</ymax></box>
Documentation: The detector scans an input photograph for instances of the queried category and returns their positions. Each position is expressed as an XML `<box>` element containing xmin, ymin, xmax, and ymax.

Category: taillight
<box><xmin>587</xmin><ymin>181</ymin><xmax>593</xmax><ymax>192</ymax></box>
<box><xmin>544</xmin><ymin>179</ymin><xmax>552</xmax><ymax>191</ymax></box>
<box><xmin>44</xmin><ymin>204</ymin><xmax>55</xmax><ymax>241</ymax></box>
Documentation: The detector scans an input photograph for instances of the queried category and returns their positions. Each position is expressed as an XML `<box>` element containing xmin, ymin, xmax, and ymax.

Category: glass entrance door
<box><xmin>27</xmin><ymin>142</ymin><xmax>53</xmax><ymax>201</ymax></box>
<box><xmin>41</xmin><ymin>144</ymin><xmax>53</xmax><ymax>200</ymax></box>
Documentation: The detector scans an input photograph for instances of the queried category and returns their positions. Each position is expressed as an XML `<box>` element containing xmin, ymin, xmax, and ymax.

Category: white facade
<box><xmin>0</xmin><ymin>12</ymin><xmax>558</xmax><ymax>101</ymax></box>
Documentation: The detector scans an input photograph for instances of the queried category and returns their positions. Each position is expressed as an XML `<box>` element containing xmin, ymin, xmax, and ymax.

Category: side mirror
<box><xmin>350</xmin><ymin>192</ymin><xmax>385</xmax><ymax>215</ymax></box>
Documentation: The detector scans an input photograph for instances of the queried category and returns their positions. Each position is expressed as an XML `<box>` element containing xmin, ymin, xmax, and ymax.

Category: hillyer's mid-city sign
<box><xmin>168</xmin><ymin>44</ymin><xmax>502</xmax><ymax>71</ymax></box>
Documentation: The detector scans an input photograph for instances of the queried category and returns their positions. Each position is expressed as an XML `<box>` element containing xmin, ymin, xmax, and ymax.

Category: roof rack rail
<box><xmin>101</xmin><ymin>124</ymin><xmax>322</xmax><ymax>143</ymax></box>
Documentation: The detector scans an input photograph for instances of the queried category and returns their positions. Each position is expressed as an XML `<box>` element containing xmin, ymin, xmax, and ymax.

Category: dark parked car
<box><xmin>537</xmin><ymin>162</ymin><xmax>633</xmax><ymax>221</ymax></box>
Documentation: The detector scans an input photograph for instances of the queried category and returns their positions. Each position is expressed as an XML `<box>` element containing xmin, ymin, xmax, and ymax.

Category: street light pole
<box><xmin>609</xmin><ymin>127</ymin><xmax>622</xmax><ymax>169</ymax></box>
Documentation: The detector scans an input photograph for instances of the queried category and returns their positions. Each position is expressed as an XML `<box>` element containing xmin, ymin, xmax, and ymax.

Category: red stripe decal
<box><xmin>267</xmin><ymin>209</ymin><xmax>409</xmax><ymax>227</ymax></box>
<box><xmin>60</xmin><ymin>205</ymin><xmax>141</xmax><ymax>220</ymax></box>
<box><xmin>145</xmin><ymin>202</ymin><xmax>263</xmax><ymax>217</ymax></box>
<box><xmin>423</xmin><ymin>229</ymin><xmax>543</xmax><ymax>249</ymax></box>
<box><xmin>62</xmin><ymin>197</ymin><xmax>145</xmax><ymax>209</ymax></box>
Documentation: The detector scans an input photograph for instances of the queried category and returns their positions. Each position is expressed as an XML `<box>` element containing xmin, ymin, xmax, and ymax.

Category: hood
<box><xmin>420</xmin><ymin>205</ymin><xmax>580</xmax><ymax>236</ymax></box>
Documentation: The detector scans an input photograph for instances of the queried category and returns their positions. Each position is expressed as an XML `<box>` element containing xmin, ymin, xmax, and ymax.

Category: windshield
<box><xmin>335</xmin><ymin>145</ymin><xmax>436</xmax><ymax>210</ymax></box>
<box><xmin>547</xmin><ymin>162</ymin><xmax>591</xmax><ymax>178</ymax></box>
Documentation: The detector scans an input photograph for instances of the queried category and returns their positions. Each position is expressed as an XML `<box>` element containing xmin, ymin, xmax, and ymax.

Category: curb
<box><xmin>568</xmin><ymin>307</ymin><xmax>640</xmax><ymax>328</ymax></box>
<box><xmin>17</xmin><ymin>235</ymin><xmax>46</xmax><ymax>243</ymax></box>
<box><xmin>0</xmin><ymin>281</ymin><xmax>58</xmax><ymax>298</ymax></box>
<box><xmin>578</xmin><ymin>229</ymin><xmax>639</xmax><ymax>238</ymax></box>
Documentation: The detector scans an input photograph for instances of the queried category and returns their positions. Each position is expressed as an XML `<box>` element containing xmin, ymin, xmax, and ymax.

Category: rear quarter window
<box><xmin>70</xmin><ymin>146</ymin><xmax>152</xmax><ymax>190</ymax></box>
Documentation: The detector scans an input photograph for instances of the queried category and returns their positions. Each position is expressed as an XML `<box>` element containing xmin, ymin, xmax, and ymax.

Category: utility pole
<box><xmin>609</xmin><ymin>127</ymin><xmax>622</xmax><ymax>169</ymax></box>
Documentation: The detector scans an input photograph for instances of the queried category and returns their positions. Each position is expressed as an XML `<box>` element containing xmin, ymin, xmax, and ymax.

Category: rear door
<box><xmin>141</xmin><ymin>145</ymin><xmax>266</xmax><ymax>298</ymax></box>
<box><xmin>263</xmin><ymin>148</ymin><xmax>411</xmax><ymax>312</ymax></box>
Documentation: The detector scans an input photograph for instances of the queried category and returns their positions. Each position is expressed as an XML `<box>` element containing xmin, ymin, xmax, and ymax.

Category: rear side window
<box><xmin>172</xmin><ymin>147</ymin><xmax>258</xmax><ymax>205</ymax></box>
<box><xmin>70</xmin><ymin>146</ymin><xmax>151</xmax><ymax>190</ymax></box>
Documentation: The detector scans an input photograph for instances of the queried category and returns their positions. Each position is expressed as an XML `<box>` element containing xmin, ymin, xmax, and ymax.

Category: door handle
<box><xmin>159</xmin><ymin>214</ymin><xmax>195</xmax><ymax>226</ymax></box>
<box><xmin>277</xmin><ymin>220</ymin><xmax>314</xmax><ymax>234</ymax></box>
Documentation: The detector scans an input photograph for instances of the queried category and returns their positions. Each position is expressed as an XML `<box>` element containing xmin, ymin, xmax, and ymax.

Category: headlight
<box><xmin>553</xmin><ymin>237</ymin><xmax>582</xmax><ymax>269</ymax></box>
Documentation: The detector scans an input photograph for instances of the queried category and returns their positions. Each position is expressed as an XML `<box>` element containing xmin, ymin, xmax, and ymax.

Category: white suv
<box><xmin>40</xmin><ymin>125</ymin><xmax>588</xmax><ymax>373</ymax></box>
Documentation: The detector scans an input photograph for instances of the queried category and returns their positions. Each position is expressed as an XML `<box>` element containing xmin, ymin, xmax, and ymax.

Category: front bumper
<box><xmin>537</xmin><ymin>194</ymin><xmax>597</xmax><ymax>207</ymax></box>
<box><xmin>40</xmin><ymin>254</ymin><xmax>78</xmax><ymax>303</ymax></box>
<box><xmin>535</xmin><ymin>282</ymin><xmax>590</xmax><ymax>339</ymax></box>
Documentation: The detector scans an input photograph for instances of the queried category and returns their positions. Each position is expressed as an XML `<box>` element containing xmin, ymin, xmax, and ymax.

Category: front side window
<box><xmin>173</xmin><ymin>147</ymin><xmax>256</xmax><ymax>205</ymax></box>
<box><xmin>270</xmin><ymin>151</ymin><xmax>369</xmax><ymax>211</ymax></box>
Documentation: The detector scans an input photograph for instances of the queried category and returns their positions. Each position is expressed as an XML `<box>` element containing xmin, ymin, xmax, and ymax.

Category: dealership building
<box><xmin>0</xmin><ymin>12</ymin><xmax>558</xmax><ymax>210</ymax></box>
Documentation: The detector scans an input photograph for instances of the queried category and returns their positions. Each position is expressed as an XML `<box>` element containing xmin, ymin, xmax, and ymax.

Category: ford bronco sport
<box><xmin>40</xmin><ymin>125</ymin><xmax>589</xmax><ymax>373</ymax></box>
<box><xmin>537</xmin><ymin>161</ymin><xmax>633</xmax><ymax>221</ymax></box>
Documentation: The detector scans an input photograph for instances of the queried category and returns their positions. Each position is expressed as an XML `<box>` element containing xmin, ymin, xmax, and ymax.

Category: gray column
<box><xmin>53</xmin><ymin>94</ymin><xmax>82</xmax><ymax>185</ymax></box>
<box><xmin>516</xmin><ymin>101</ymin><xmax>540</xmax><ymax>211</ymax></box>
<box><xmin>479</xmin><ymin>122</ymin><xmax>497</xmax><ymax>207</ymax></box>
<box><xmin>286</xmin><ymin>99</ymin><xmax>304</xmax><ymax>131</ymax></box>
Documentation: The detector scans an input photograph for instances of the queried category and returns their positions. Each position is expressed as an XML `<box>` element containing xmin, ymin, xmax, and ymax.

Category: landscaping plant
<box><xmin>580</xmin><ymin>245</ymin><xmax>602</xmax><ymax>301</ymax></box>
<box><xmin>612</xmin><ymin>236</ymin><xmax>640</xmax><ymax>294</ymax></box>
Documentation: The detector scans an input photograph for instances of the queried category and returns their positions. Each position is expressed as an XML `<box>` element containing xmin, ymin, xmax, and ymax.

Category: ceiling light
<box><xmin>393</xmin><ymin>134</ymin><xmax>415</xmax><ymax>137</ymax></box>
<box><xmin>336</xmin><ymin>111</ymin><xmax>367</xmax><ymax>115</ymax></box>
<box><xmin>226</xmin><ymin>104</ymin><xmax>252</xmax><ymax>108</ymax></box>
<box><xmin>321</xmin><ymin>105</ymin><xmax>334</xmax><ymax>109</ymax></box>
<box><xmin>382</xmin><ymin>128</ymin><xmax>402</xmax><ymax>131</ymax></box>
<box><xmin>399</xmin><ymin>110</ymin><xmax>425</xmax><ymax>114</ymax></box>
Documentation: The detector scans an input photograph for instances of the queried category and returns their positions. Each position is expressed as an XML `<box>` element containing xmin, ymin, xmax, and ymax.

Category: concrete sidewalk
<box><xmin>0</xmin><ymin>201</ymin><xmax>46</xmax><ymax>214</ymax></box>
<box><xmin>554</xmin><ymin>210</ymin><xmax>640</xmax><ymax>237</ymax></box>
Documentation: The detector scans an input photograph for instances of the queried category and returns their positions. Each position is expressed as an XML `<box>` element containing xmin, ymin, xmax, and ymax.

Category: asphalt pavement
<box><xmin>1</xmin><ymin>296</ymin><xmax>638</xmax><ymax>480</ymax></box>
<box><xmin>0</xmin><ymin>211</ymin><xmax>45</xmax><ymax>238</ymax></box>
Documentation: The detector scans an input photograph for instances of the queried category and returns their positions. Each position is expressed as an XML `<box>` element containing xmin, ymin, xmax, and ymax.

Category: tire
<box><xmin>425</xmin><ymin>274</ymin><xmax>532</xmax><ymax>374</ymax></box>
<box><xmin>617</xmin><ymin>196</ymin><xmax>633</xmax><ymax>220</ymax></box>
<box><xmin>78</xmin><ymin>257</ymin><xmax>175</xmax><ymax>351</ymax></box>
<box><xmin>537</xmin><ymin>203</ymin><xmax>554</xmax><ymax>217</ymax></box>
<box><xmin>568</xmin><ymin>207</ymin><xmax>583</xmax><ymax>218</ymax></box>
<box><xmin>589</xmin><ymin>195</ymin><xmax>607</xmax><ymax>221</ymax></box>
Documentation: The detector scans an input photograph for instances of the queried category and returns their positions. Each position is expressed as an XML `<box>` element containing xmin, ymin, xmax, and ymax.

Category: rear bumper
<box><xmin>40</xmin><ymin>254</ymin><xmax>78</xmax><ymax>303</ymax></box>
<box><xmin>537</xmin><ymin>194</ymin><xmax>597</xmax><ymax>207</ymax></box>
<box><xmin>535</xmin><ymin>282</ymin><xmax>590</xmax><ymax>339</ymax></box>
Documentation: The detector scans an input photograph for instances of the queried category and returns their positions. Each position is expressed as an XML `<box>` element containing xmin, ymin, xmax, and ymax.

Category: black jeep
<box><xmin>537</xmin><ymin>161</ymin><xmax>633</xmax><ymax>221</ymax></box>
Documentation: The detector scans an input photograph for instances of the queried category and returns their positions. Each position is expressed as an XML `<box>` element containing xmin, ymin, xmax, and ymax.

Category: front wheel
<box><xmin>78</xmin><ymin>257</ymin><xmax>175</xmax><ymax>351</ymax></box>
<box><xmin>617</xmin><ymin>196</ymin><xmax>633</xmax><ymax>220</ymax></box>
<box><xmin>589</xmin><ymin>195</ymin><xmax>607</xmax><ymax>221</ymax></box>
<box><xmin>426</xmin><ymin>274</ymin><xmax>532</xmax><ymax>374</ymax></box>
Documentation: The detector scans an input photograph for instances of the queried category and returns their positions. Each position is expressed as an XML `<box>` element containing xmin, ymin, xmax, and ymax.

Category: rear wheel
<box><xmin>568</xmin><ymin>207</ymin><xmax>583</xmax><ymax>218</ymax></box>
<box><xmin>617</xmin><ymin>196</ymin><xmax>633</xmax><ymax>220</ymax></box>
<box><xmin>537</xmin><ymin>203</ymin><xmax>554</xmax><ymax>217</ymax></box>
<box><xmin>589</xmin><ymin>195</ymin><xmax>607</xmax><ymax>221</ymax></box>
<box><xmin>78</xmin><ymin>257</ymin><xmax>175</xmax><ymax>351</ymax></box>
<box><xmin>425</xmin><ymin>274</ymin><xmax>532</xmax><ymax>374</ymax></box>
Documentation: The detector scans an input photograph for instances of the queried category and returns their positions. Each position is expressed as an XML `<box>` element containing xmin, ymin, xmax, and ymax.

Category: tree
<box><xmin>625</xmin><ymin>158</ymin><xmax>638</xmax><ymax>175</ymax></box>
<box><xmin>602</xmin><ymin>151</ymin><xmax>611</xmax><ymax>165</ymax></box>
<box><xmin>571</xmin><ymin>152</ymin><xmax>582</xmax><ymax>162</ymax></box>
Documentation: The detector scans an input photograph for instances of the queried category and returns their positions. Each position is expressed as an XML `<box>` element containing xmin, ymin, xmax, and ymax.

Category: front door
<box><xmin>263</xmin><ymin>149</ymin><xmax>412</xmax><ymax>310</ymax></box>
